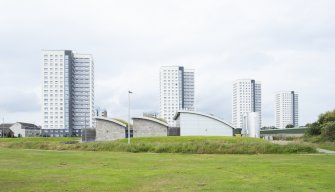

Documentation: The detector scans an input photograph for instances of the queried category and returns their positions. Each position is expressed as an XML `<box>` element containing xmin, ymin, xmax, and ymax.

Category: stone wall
<box><xmin>96</xmin><ymin>119</ymin><xmax>126</xmax><ymax>141</ymax></box>
<box><xmin>133</xmin><ymin>118</ymin><xmax>168</xmax><ymax>137</ymax></box>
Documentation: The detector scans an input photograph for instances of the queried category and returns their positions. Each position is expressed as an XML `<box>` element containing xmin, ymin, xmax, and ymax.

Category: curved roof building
<box><xmin>95</xmin><ymin>117</ymin><xmax>127</xmax><ymax>141</ymax></box>
<box><xmin>174</xmin><ymin>111</ymin><xmax>234</xmax><ymax>136</ymax></box>
<box><xmin>132</xmin><ymin>116</ymin><xmax>168</xmax><ymax>137</ymax></box>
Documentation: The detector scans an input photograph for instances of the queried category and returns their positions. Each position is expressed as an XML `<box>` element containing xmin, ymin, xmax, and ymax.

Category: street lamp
<box><xmin>2</xmin><ymin>117</ymin><xmax>4</xmax><ymax>138</ymax></box>
<box><xmin>84</xmin><ymin>112</ymin><xmax>87</xmax><ymax>142</ymax></box>
<box><xmin>128</xmin><ymin>91</ymin><xmax>132</xmax><ymax>144</ymax></box>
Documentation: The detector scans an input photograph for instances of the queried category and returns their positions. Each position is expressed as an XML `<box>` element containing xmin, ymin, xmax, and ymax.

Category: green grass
<box><xmin>0</xmin><ymin>136</ymin><xmax>316</xmax><ymax>154</ymax></box>
<box><xmin>0</xmin><ymin>148</ymin><xmax>334</xmax><ymax>192</ymax></box>
<box><xmin>303</xmin><ymin>136</ymin><xmax>335</xmax><ymax>151</ymax></box>
<box><xmin>0</xmin><ymin>137</ymin><xmax>79</xmax><ymax>143</ymax></box>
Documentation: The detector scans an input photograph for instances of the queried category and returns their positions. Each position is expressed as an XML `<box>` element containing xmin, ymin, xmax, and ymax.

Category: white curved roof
<box><xmin>95</xmin><ymin>117</ymin><xmax>127</xmax><ymax>127</ymax></box>
<box><xmin>173</xmin><ymin>110</ymin><xmax>234</xmax><ymax>129</ymax></box>
<box><xmin>132</xmin><ymin>116</ymin><xmax>169</xmax><ymax>127</ymax></box>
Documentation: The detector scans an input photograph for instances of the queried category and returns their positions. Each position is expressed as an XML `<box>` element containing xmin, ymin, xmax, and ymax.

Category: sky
<box><xmin>0</xmin><ymin>0</ymin><xmax>334</xmax><ymax>126</ymax></box>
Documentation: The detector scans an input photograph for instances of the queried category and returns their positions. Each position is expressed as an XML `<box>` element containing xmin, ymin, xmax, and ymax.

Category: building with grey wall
<box><xmin>95</xmin><ymin>117</ymin><xmax>127</xmax><ymax>141</ymax></box>
<box><xmin>42</xmin><ymin>50</ymin><xmax>95</xmax><ymax>136</ymax></box>
<box><xmin>41</xmin><ymin>129</ymin><xmax>81</xmax><ymax>137</ymax></box>
<box><xmin>9</xmin><ymin>122</ymin><xmax>41</xmax><ymax>137</ymax></box>
<box><xmin>0</xmin><ymin>123</ymin><xmax>14</xmax><ymax>137</ymax></box>
<box><xmin>132</xmin><ymin>116</ymin><xmax>168</xmax><ymax>137</ymax></box>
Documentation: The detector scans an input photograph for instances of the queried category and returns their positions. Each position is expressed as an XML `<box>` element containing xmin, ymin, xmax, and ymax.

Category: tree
<box><xmin>285</xmin><ymin>124</ymin><xmax>294</xmax><ymax>128</ymax></box>
<box><xmin>318</xmin><ymin>109</ymin><xmax>335</xmax><ymax>125</ymax></box>
<box><xmin>305</xmin><ymin>109</ymin><xmax>335</xmax><ymax>141</ymax></box>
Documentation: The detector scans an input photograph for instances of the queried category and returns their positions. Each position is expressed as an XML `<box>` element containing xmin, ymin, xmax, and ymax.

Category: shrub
<box><xmin>305</xmin><ymin>109</ymin><xmax>335</xmax><ymax>141</ymax></box>
<box><xmin>305</xmin><ymin>122</ymin><xmax>321</xmax><ymax>136</ymax></box>
<box><xmin>318</xmin><ymin>109</ymin><xmax>335</xmax><ymax>125</ymax></box>
<box><xmin>321</xmin><ymin>122</ymin><xmax>335</xmax><ymax>141</ymax></box>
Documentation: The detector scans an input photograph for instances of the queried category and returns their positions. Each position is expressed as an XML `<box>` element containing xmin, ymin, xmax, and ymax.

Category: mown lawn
<box><xmin>0</xmin><ymin>148</ymin><xmax>334</xmax><ymax>192</ymax></box>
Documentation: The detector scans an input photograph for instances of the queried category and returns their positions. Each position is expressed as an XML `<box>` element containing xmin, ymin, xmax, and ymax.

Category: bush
<box><xmin>305</xmin><ymin>109</ymin><xmax>335</xmax><ymax>141</ymax></box>
<box><xmin>321</xmin><ymin>122</ymin><xmax>335</xmax><ymax>141</ymax></box>
<box><xmin>305</xmin><ymin>122</ymin><xmax>321</xmax><ymax>136</ymax></box>
<box><xmin>318</xmin><ymin>109</ymin><xmax>335</xmax><ymax>125</ymax></box>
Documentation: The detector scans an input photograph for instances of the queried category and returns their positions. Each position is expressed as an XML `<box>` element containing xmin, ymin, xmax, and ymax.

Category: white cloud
<box><xmin>0</xmin><ymin>0</ymin><xmax>335</xmax><ymax>126</ymax></box>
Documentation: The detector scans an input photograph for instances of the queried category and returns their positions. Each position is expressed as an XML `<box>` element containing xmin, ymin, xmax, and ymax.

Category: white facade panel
<box><xmin>176</xmin><ymin>112</ymin><xmax>234</xmax><ymax>136</ymax></box>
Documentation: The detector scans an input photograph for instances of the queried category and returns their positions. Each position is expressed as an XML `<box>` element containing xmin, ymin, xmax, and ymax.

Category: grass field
<box><xmin>0</xmin><ymin>136</ymin><xmax>316</xmax><ymax>154</ymax></box>
<box><xmin>0</xmin><ymin>148</ymin><xmax>334</xmax><ymax>192</ymax></box>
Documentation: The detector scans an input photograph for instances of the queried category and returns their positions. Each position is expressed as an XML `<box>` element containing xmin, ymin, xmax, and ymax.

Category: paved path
<box><xmin>317</xmin><ymin>148</ymin><xmax>335</xmax><ymax>154</ymax></box>
<box><xmin>270</xmin><ymin>140</ymin><xmax>335</xmax><ymax>154</ymax></box>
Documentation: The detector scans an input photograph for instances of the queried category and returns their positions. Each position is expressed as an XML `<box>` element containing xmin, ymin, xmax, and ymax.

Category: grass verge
<box><xmin>0</xmin><ymin>136</ymin><xmax>316</xmax><ymax>154</ymax></box>
<box><xmin>303</xmin><ymin>136</ymin><xmax>335</xmax><ymax>151</ymax></box>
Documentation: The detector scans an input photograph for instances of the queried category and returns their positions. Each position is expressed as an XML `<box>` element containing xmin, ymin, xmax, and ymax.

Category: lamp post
<box><xmin>128</xmin><ymin>91</ymin><xmax>132</xmax><ymax>144</ymax></box>
<box><xmin>84</xmin><ymin>112</ymin><xmax>87</xmax><ymax>142</ymax></box>
<box><xmin>2</xmin><ymin>117</ymin><xmax>4</xmax><ymax>138</ymax></box>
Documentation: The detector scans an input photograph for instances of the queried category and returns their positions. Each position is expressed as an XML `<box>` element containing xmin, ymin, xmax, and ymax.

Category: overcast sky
<box><xmin>0</xmin><ymin>0</ymin><xmax>334</xmax><ymax>126</ymax></box>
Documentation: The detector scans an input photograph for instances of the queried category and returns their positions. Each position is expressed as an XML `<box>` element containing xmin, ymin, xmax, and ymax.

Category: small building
<box><xmin>0</xmin><ymin>123</ymin><xmax>14</xmax><ymax>137</ymax></box>
<box><xmin>132</xmin><ymin>116</ymin><xmax>168</xmax><ymax>137</ymax></box>
<box><xmin>95</xmin><ymin>117</ymin><xmax>127</xmax><ymax>141</ymax></box>
<box><xmin>10</xmin><ymin>122</ymin><xmax>41</xmax><ymax>137</ymax></box>
<box><xmin>41</xmin><ymin>129</ymin><xmax>82</xmax><ymax>137</ymax></box>
<box><xmin>174</xmin><ymin>111</ymin><xmax>234</xmax><ymax>136</ymax></box>
<box><xmin>260</xmin><ymin>127</ymin><xmax>307</xmax><ymax>139</ymax></box>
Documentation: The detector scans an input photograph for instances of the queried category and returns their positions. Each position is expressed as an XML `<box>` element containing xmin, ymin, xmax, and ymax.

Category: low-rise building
<box><xmin>132</xmin><ymin>116</ymin><xmax>168</xmax><ymax>137</ymax></box>
<box><xmin>95</xmin><ymin>117</ymin><xmax>127</xmax><ymax>141</ymax></box>
<box><xmin>10</xmin><ymin>122</ymin><xmax>41</xmax><ymax>137</ymax></box>
<box><xmin>174</xmin><ymin>111</ymin><xmax>234</xmax><ymax>136</ymax></box>
<box><xmin>0</xmin><ymin>123</ymin><xmax>14</xmax><ymax>137</ymax></box>
<box><xmin>41</xmin><ymin>129</ymin><xmax>82</xmax><ymax>137</ymax></box>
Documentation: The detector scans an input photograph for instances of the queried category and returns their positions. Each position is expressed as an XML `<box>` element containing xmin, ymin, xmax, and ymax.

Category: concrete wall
<box><xmin>133</xmin><ymin>118</ymin><xmax>168</xmax><ymax>137</ymax></box>
<box><xmin>96</xmin><ymin>118</ymin><xmax>126</xmax><ymax>141</ymax></box>
<box><xmin>178</xmin><ymin>113</ymin><xmax>233</xmax><ymax>136</ymax></box>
